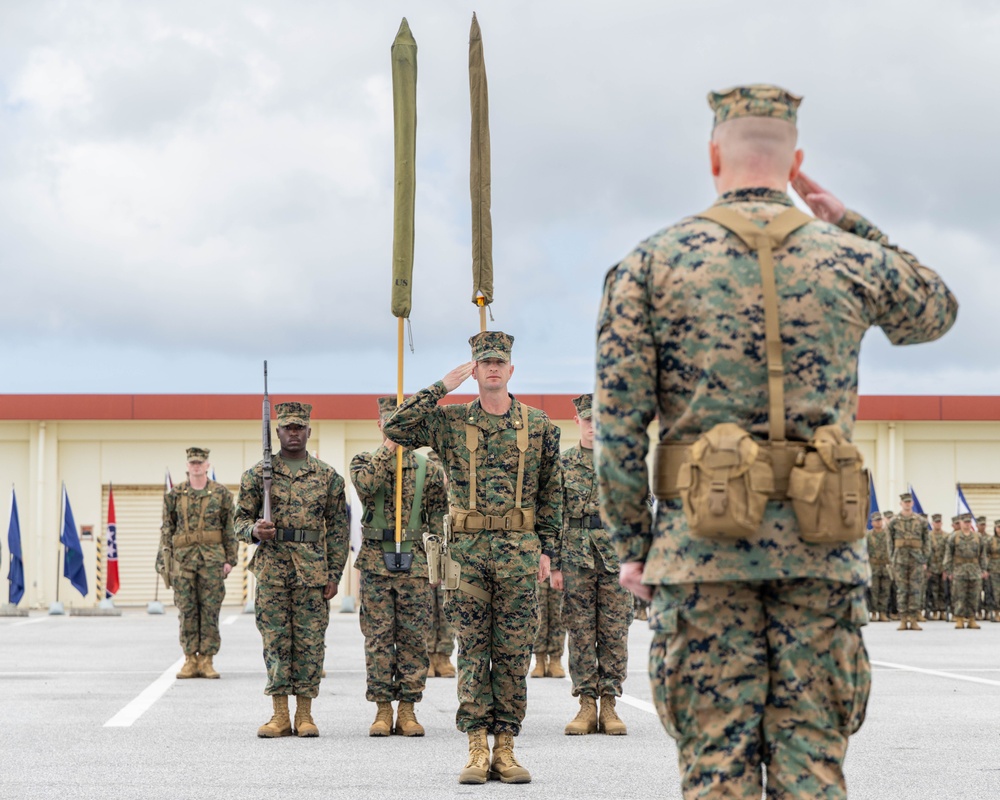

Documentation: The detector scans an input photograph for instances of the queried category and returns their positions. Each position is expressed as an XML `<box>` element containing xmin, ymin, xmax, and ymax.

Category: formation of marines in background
<box><xmin>867</xmin><ymin>499</ymin><xmax>1000</xmax><ymax>629</ymax></box>
<box><xmin>150</xmin><ymin>80</ymin><xmax>961</xmax><ymax>798</ymax></box>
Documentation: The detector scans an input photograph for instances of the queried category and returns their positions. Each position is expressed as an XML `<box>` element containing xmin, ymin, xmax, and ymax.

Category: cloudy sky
<box><xmin>0</xmin><ymin>1</ymin><xmax>995</xmax><ymax>396</ymax></box>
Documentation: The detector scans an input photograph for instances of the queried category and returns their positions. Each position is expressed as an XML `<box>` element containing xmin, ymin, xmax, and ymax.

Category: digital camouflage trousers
<box><xmin>255</xmin><ymin>580</ymin><xmax>329</xmax><ymax>698</ymax></box>
<box><xmin>173</xmin><ymin>563</ymin><xmax>227</xmax><ymax>656</ymax></box>
<box><xmin>562</xmin><ymin>562</ymin><xmax>632</xmax><ymax>698</ymax></box>
<box><xmin>359</xmin><ymin>571</ymin><xmax>432</xmax><ymax>703</ymax></box>
<box><xmin>648</xmin><ymin>579</ymin><xmax>870</xmax><ymax>800</ymax></box>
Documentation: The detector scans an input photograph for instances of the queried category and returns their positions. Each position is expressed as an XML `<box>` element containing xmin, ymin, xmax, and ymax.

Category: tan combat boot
<box><xmin>897</xmin><ymin>616</ymin><xmax>909</xmax><ymax>631</ymax></box>
<box><xmin>426</xmin><ymin>655</ymin><xmax>438</xmax><ymax>678</ymax></box>
<box><xmin>530</xmin><ymin>654</ymin><xmax>547</xmax><ymax>678</ymax></box>
<box><xmin>458</xmin><ymin>729</ymin><xmax>490</xmax><ymax>784</ymax></box>
<box><xmin>176</xmin><ymin>654</ymin><xmax>199</xmax><ymax>679</ymax></box>
<box><xmin>954</xmin><ymin>617</ymin><xmax>965</xmax><ymax>629</ymax></box>
<box><xmin>599</xmin><ymin>696</ymin><xmax>628</xmax><ymax>735</ymax></box>
<box><xmin>197</xmin><ymin>654</ymin><xmax>220</xmax><ymax>679</ymax></box>
<box><xmin>564</xmin><ymin>696</ymin><xmax>598</xmax><ymax>735</ymax></box>
<box><xmin>968</xmin><ymin>616</ymin><xmax>981</xmax><ymax>630</ymax></box>
<box><xmin>546</xmin><ymin>657</ymin><xmax>566</xmax><ymax>679</ymax></box>
<box><xmin>436</xmin><ymin>654</ymin><xmax>456</xmax><ymax>678</ymax></box>
<box><xmin>394</xmin><ymin>701</ymin><xmax>425</xmax><ymax>737</ymax></box>
<box><xmin>490</xmin><ymin>732</ymin><xmax>531</xmax><ymax>783</ymax></box>
<box><xmin>257</xmin><ymin>695</ymin><xmax>293</xmax><ymax>738</ymax></box>
<box><xmin>293</xmin><ymin>696</ymin><xmax>319</xmax><ymax>737</ymax></box>
<box><xmin>369</xmin><ymin>702</ymin><xmax>393</xmax><ymax>737</ymax></box>
<box><xmin>910</xmin><ymin>616</ymin><xmax>923</xmax><ymax>631</ymax></box>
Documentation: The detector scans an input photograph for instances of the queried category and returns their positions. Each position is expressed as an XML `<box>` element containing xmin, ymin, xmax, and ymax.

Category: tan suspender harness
<box><xmin>174</xmin><ymin>488</ymin><xmax>224</xmax><ymax>548</ymax></box>
<box><xmin>653</xmin><ymin>206</ymin><xmax>813</xmax><ymax>500</ymax></box>
<box><xmin>451</xmin><ymin>400</ymin><xmax>535</xmax><ymax>533</ymax></box>
<box><xmin>445</xmin><ymin>401</ymin><xmax>535</xmax><ymax>604</ymax></box>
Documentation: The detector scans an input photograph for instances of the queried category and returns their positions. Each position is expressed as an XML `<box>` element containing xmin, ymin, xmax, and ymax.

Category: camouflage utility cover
<box><xmin>234</xmin><ymin>453</ymin><xmax>349</xmax><ymax>587</ymax></box>
<box><xmin>708</xmin><ymin>83</ymin><xmax>801</xmax><ymax>128</ymax></box>
<box><xmin>596</xmin><ymin>187</ymin><xmax>957</xmax><ymax>586</ymax></box>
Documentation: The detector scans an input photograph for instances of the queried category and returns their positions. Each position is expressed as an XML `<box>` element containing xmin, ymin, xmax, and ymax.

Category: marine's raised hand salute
<box><xmin>792</xmin><ymin>171</ymin><xmax>846</xmax><ymax>224</ymax></box>
<box><xmin>442</xmin><ymin>361</ymin><xmax>475</xmax><ymax>392</ymax></box>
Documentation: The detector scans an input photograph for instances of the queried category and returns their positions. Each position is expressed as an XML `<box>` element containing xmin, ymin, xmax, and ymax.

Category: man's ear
<box><xmin>709</xmin><ymin>140</ymin><xmax>722</xmax><ymax>177</ymax></box>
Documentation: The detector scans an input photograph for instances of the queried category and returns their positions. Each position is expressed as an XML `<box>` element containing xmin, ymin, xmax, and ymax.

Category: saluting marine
<box><xmin>596</xmin><ymin>83</ymin><xmax>956</xmax><ymax>797</ymax></box>
<box><xmin>383</xmin><ymin>331</ymin><xmax>563</xmax><ymax>785</ymax></box>
<box><xmin>159</xmin><ymin>446</ymin><xmax>237</xmax><ymax>679</ymax></box>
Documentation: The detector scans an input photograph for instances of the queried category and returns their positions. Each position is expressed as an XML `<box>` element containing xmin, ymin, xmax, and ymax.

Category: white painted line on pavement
<box><xmin>871</xmin><ymin>660</ymin><xmax>1000</xmax><ymax>688</ymax></box>
<box><xmin>222</xmin><ymin>613</ymin><xmax>240</xmax><ymax>626</ymax></box>
<box><xmin>561</xmin><ymin>676</ymin><xmax>658</xmax><ymax>715</ymax></box>
<box><xmin>12</xmin><ymin>617</ymin><xmax>51</xmax><ymax>627</ymax></box>
<box><xmin>104</xmin><ymin>657</ymin><xmax>184</xmax><ymax>728</ymax></box>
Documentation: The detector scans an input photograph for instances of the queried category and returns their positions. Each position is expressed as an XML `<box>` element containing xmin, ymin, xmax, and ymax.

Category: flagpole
<box><xmin>55</xmin><ymin>483</ymin><xmax>64</xmax><ymax>604</ymax></box>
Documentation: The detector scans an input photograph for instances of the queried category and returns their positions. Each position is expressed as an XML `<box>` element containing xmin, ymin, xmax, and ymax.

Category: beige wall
<box><xmin>5</xmin><ymin>415</ymin><xmax>996</xmax><ymax>609</ymax></box>
<box><xmin>0</xmin><ymin>416</ymin><xmax>580</xmax><ymax>609</ymax></box>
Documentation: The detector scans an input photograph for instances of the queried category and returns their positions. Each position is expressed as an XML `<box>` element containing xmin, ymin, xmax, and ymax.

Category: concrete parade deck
<box><xmin>1</xmin><ymin>609</ymin><xmax>997</xmax><ymax>799</ymax></box>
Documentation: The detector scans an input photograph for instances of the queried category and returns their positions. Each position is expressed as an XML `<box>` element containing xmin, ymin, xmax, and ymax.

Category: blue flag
<box><xmin>60</xmin><ymin>485</ymin><xmax>88</xmax><ymax>598</ymax></box>
<box><xmin>908</xmin><ymin>484</ymin><xmax>925</xmax><ymax>516</ymax></box>
<box><xmin>867</xmin><ymin>480</ymin><xmax>879</xmax><ymax>530</ymax></box>
<box><xmin>956</xmin><ymin>484</ymin><xmax>974</xmax><ymax>519</ymax></box>
<box><xmin>7</xmin><ymin>488</ymin><xmax>25</xmax><ymax>605</ymax></box>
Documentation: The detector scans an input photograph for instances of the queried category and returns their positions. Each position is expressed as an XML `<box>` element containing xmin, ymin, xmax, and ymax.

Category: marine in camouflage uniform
<box><xmin>945</xmin><ymin>514</ymin><xmax>987</xmax><ymax>628</ymax></box>
<box><xmin>159</xmin><ymin>446</ymin><xmax>237</xmax><ymax>679</ymax></box>
<box><xmin>383</xmin><ymin>331</ymin><xmax>563</xmax><ymax>785</ymax></box>
<box><xmin>924</xmin><ymin>514</ymin><xmax>949</xmax><ymax>620</ymax></box>
<box><xmin>888</xmin><ymin>494</ymin><xmax>931</xmax><ymax>630</ymax></box>
<box><xmin>530</xmin><ymin>580</ymin><xmax>565</xmax><ymax>678</ymax></box>
<box><xmin>596</xmin><ymin>84</ymin><xmax>957</xmax><ymax>799</ymax></box>
<box><xmin>350</xmin><ymin>396</ymin><xmax>448</xmax><ymax>737</ymax></box>
<box><xmin>557</xmin><ymin>393</ymin><xmax>632</xmax><ymax>736</ymax></box>
<box><xmin>977</xmin><ymin>516</ymin><xmax>990</xmax><ymax>619</ymax></box>
<box><xmin>984</xmin><ymin>521</ymin><xmax>1000</xmax><ymax>622</ymax></box>
<box><xmin>866</xmin><ymin>513</ymin><xmax>892</xmax><ymax>621</ymax></box>
<box><xmin>234</xmin><ymin>402</ymin><xmax>350</xmax><ymax>738</ymax></box>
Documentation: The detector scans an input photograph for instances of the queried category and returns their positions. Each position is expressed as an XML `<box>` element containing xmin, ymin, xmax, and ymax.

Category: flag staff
<box><xmin>470</xmin><ymin>13</ymin><xmax>493</xmax><ymax>335</ymax></box>
<box><xmin>388</xmin><ymin>18</ymin><xmax>417</xmax><ymax>573</ymax></box>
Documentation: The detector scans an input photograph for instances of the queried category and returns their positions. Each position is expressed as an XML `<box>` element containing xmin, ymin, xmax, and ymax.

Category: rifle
<box><xmin>262</xmin><ymin>360</ymin><xmax>272</xmax><ymax>524</ymax></box>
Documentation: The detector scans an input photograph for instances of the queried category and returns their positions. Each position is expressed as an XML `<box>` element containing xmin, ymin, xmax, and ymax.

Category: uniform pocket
<box><xmin>835</xmin><ymin>594</ymin><xmax>872</xmax><ymax>736</ymax></box>
<box><xmin>648</xmin><ymin>589</ymin><xmax>682</xmax><ymax>740</ymax></box>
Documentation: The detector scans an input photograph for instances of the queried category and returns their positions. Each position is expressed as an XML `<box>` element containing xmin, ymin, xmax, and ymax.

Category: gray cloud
<box><xmin>0</xmin><ymin>0</ymin><xmax>993</xmax><ymax>393</ymax></box>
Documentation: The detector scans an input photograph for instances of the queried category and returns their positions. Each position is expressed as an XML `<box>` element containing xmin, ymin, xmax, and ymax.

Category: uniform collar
<box><xmin>714</xmin><ymin>187</ymin><xmax>794</xmax><ymax>206</ymax></box>
<box><xmin>273</xmin><ymin>452</ymin><xmax>315</xmax><ymax>477</ymax></box>
<box><xmin>465</xmin><ymin>394</ymin><xmax>524</xmax><ymax>432</ymax></box>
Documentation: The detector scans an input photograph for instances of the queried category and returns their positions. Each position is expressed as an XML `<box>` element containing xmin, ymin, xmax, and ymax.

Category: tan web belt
<box><xmin>362</xmin><ymin>527</ymin><xmax>423</xmax><ymax>543</ymax></box>
<box><xmin>274</xmin><ymin>528</ymin><xmax>321</xmax><ymax>543</ymax></box>
<box><xmin>450</xmin><ymin>506</ymin><xmax>535</xmax><ymax>533</ymax></box>
<box><xmin>952</xmin><ymin>556</ymin><xmax>980</xmax><ymax>564</ymax></box>
<box><xmin>174</xmin><ymin>529</ymin><xmax>223</xmax><ymax>548</ymax></box>
<box><xmin>653</xmin><ymin>441</ymin><xmax>809</xmax><ymax>501</ymax></box>
<box><xmin>896</xmin><ymin>540</ymin><xmax>921</xmax><ymax>548</ymax></box>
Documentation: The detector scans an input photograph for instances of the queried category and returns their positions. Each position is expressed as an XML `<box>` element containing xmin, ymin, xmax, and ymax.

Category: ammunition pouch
<box><xmin>672</xmin><ymin>423</ymin><xmax>775</xmax><ymax>540</ymax></box>
<box><xmin>450</xmin><ymin>506</ymin><xmax>536</xmax><ymax>534</ymax></box>
<box><xmin>273</xmin><ymin>528</ymin><xmax>321</xmax><ymax>543</ymax></box>
<box><xmin>787</xmin><ymin>425</ymin><xmax>868</xmax><ymax>544</ymax></box>
<box><xmin>173</xmin><ymin>529</ymin><xmax>224</xmax><ymax>549</ymax></box>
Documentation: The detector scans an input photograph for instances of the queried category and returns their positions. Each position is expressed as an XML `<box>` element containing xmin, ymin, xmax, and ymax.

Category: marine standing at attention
<box><xmin>159</xmin><ymin>446</ymin><xmax>237</xmax><ymax>680</ymax></box>
<box><xmin>350</xmin><ymin>396</ymin><xmax>448</xmax><ymax>737</ymax></box>
<box><xmin>383</xmin><ymin>331</ymin><xmax>563</xmax><ymax>785</ymax></box>
<box><xmin>557</xmin><ymin>393</ymin><xmax>632</xmax><ymax>737</ymax></box>
<box><xmin>234</xmin><ymin>402</ymin><xmax>350</xmax><ymax>739</ymax></box>
<box><xmin>596</xmin><ymin>84</ymin><xmax>957</xmax><ymax>798</ymax></box>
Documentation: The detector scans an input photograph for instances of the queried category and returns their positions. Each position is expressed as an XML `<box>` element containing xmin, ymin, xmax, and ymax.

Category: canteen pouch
<box><xmin>675</xmin><ymin>422</ymin><xmax>774</xmax><ymax>540</ymax></box>
<box><xmin>787</xmin><ymin>425</ymin><xmax>869</xmax><ymax>544</ymax></box>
